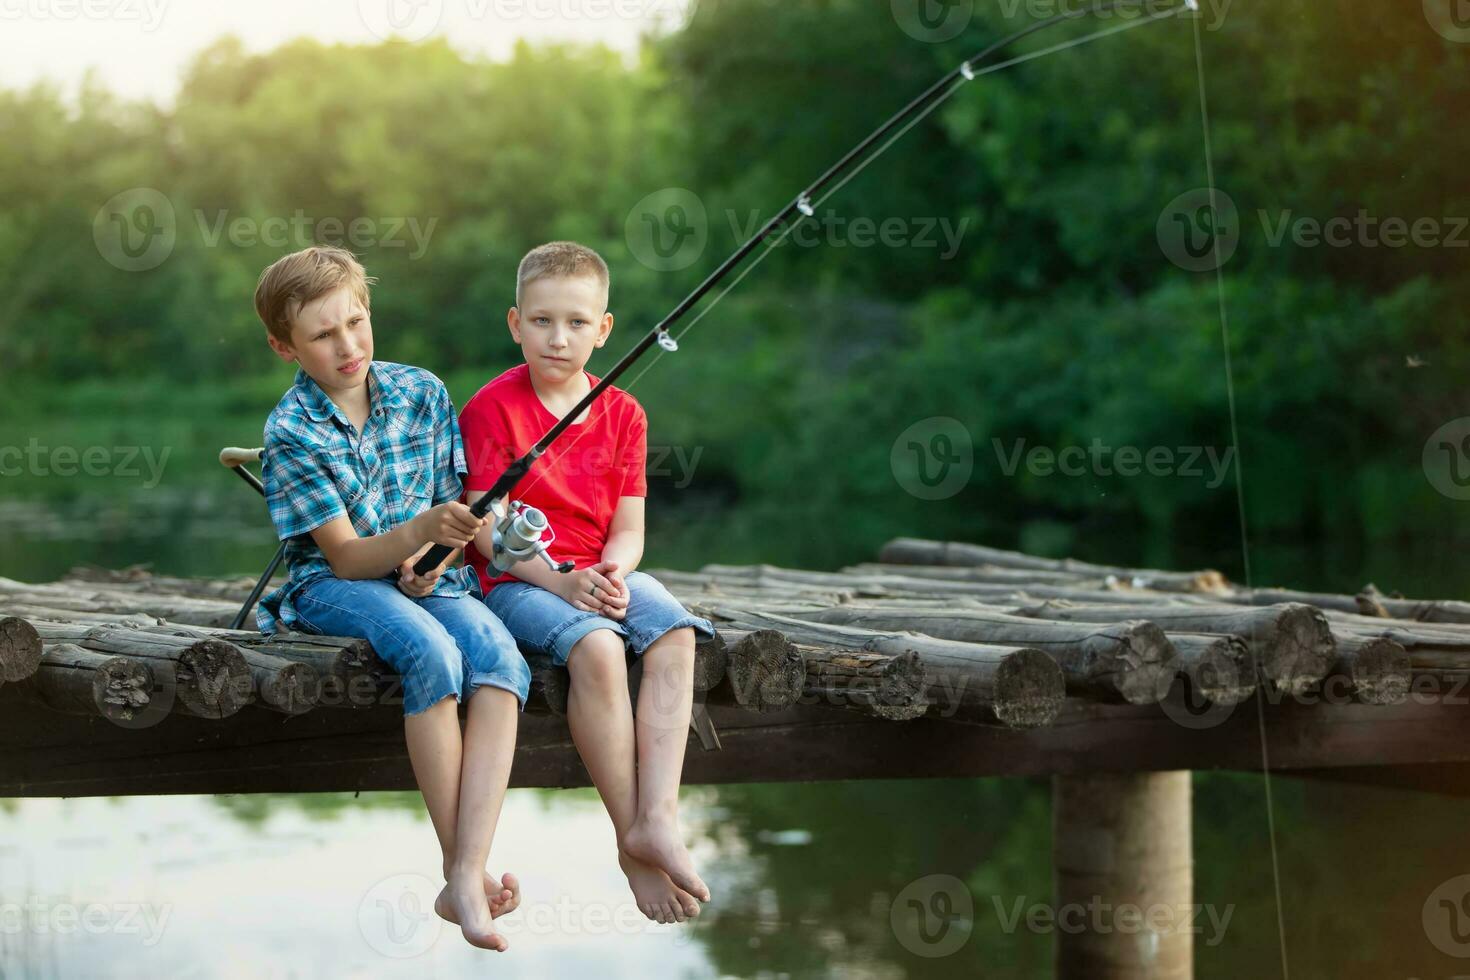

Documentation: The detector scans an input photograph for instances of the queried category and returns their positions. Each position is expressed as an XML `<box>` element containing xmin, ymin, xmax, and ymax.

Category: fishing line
<box><xmin>416</xmin><ymin>0</ymin><xmax>1198</xmax><ymax>576</ymax></box>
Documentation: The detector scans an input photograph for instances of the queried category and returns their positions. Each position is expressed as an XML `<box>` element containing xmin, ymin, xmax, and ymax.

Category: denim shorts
<box><xmin>291</xmin><ymin>576</ymin><xmax>532</xmax><ymax>716</ymax></box>
<box><xmin>484</xmin><ymin>570</ymin><xmax>716</xmax><ymax>666</ymax></box>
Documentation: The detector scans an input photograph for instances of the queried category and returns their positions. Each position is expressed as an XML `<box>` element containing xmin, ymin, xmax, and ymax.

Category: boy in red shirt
<box><xmin>460</xmin><ymin>241</ymin><xmax>716</xmax><ymax>924</ymax></box>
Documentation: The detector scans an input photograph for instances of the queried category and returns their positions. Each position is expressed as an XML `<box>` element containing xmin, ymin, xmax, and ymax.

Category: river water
<box><xmin>2</xmin><ymin>487</ymin><xmax>1468</xmax><ymax>978</ymax></box>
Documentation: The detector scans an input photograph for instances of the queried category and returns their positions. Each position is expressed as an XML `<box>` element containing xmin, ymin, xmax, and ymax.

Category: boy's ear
<box><xmin>595</xmin><ymin>311</ymin><xmax>613</xmax><ymax>348</ymax></box>
<box><xmin>266</xmin><ymin>332</ymin><xmax>297</xmax><ymax>364</ymax></box>
<box><xmin>507</xmin><ymin>306</ymin><xmax>522</xmax><ymax>344</ymax></box>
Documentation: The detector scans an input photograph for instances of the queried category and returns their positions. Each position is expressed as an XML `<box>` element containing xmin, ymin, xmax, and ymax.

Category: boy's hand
<box><xmin>398</xmin><ymin>542</ymin><xmax>453</xmax><ymax>598</ymax></box>
<box><xmin>559</xmin><ymin>560</ymin><xmax>622</xmax><ymax>615</ymax></box>
<box><xmin>598</xmin><ymin>566</ymin><xmax>630</xmax><ymax>621</ymax></box>
<box><xmin>415</xmin><ymin>502</ymin><xmax>486</xmax><ymax>550</ymax></box>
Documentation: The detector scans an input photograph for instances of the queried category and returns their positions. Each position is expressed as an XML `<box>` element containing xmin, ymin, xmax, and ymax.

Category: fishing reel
<box><xmin>485</xmin><ymin>498</ymin><xmax>574</xmax><ymax>574</ymax></box>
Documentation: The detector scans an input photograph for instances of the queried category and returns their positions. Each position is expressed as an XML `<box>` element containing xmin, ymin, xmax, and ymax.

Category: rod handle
<box><xmin>220</xmin><ymin>447</ymin><xmax>264</xmax><ymax>468</ymax></box>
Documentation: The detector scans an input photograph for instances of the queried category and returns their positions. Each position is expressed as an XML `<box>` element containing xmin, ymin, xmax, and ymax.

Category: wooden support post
<box><xmin>1052</xmin><ymin>770</ymin><xmax>1193</xmax><ymax>979</ymax></box>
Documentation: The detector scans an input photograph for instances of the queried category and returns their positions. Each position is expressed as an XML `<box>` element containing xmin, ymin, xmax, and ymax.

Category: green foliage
<box><xmin>1</xmin><ymin>0</ymin><xmax>1466</xmax><ymax>572</ymax></box>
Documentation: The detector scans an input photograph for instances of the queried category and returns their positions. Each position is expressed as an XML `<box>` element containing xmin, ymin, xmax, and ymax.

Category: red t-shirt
<box><xmin>459</xmin><ymin>363</ymin><xmax>648</xmax><ymax>596</ymax></box>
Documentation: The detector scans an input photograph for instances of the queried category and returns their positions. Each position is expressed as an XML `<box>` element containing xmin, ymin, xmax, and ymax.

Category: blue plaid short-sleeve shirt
<box><xmin>256</xmin><ymin>360</ymin><xmax>478</xmax><ymax>634</ymax></box>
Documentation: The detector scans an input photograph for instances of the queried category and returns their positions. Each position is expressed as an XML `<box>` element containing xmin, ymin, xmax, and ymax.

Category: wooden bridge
<box><xmin>4</xmin><ymin>536</ymin><xmax>1469</xmax><ymax>977</ymax></box>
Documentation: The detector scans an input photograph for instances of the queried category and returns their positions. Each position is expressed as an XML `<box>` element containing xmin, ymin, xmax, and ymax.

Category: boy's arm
<box><xmin>312</xmin><ymin>505</ymin><xmax>484</xmax><ymax>581</ymax></box>
<box><xmin>601</xmin><ymin>495</ymin><xmax>645</xmax><ymax>576</ymax></box>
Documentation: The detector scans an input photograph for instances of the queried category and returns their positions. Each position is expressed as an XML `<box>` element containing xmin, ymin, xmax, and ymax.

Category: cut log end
<box><xmin>1185</xmin><ymin>636</ymin><xmax>1255</xmax><ymax>705</ymax></box>
<box><xmin>1347</xmin><ymin>636</ymin><xmax>1410</xmax><ymax>705</ymax></box>
<box><xmin>175</xmin><ymin>638</ymin><xmax>252</xmax><ymax>719</ymax></box>
<box><xmin>254</xmin><ymin>661</ymin><xmax>321</xmax><ymax>715</ymax></box>
<box><xmin>1265</xmin><ymin>603</ymin><xmax>1337</xmax><ymax>695</ymax></box>
<box><xmin>992</xmin><ymin>647</ymin><xmax>1065</xmax><ymax>729</ymax></box>
<box><xmin>727</xmin><ymin>629</ymin><xmax>804</xmax><ymax>712</ymax></box>
<box><xmin>692</xmin><ymin>633</ymin><xmax>729</xmax><ymax>693</ymax></box>
<box><xmin>0</xmin><ymin>617</ymin><xmax>43</xmax><ymax>682</ymax></box>
<box><xmin>29</xmin><ymin>644</ymin><xmax>152</xmax><ymax>723</ymax></box>
<box><xmin>1110</xmin><ymin>622</ymin><xmax>1178</xmax><ymax>706</ymax></box>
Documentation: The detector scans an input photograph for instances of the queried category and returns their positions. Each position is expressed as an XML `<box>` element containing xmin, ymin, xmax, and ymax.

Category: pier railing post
<box><xmin>1052</xmin><ymin>770</ymin><xmax>1194</xmax><ymax>979</ymax></box>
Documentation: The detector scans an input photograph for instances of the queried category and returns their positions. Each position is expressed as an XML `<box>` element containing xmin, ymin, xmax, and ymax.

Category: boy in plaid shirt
<box><xmin>255</xmin><ymin>245</ymin><xmax>527</xmax><ymax>952</ymax></box>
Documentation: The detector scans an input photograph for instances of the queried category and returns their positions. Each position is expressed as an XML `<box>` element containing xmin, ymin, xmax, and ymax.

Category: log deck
<box><xmin>1</xmin><ymin>537</ymin><xmax>1467</xmax><ymax>797</ymax></box>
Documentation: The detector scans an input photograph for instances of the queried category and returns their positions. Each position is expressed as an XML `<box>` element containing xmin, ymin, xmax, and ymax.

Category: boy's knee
<box><xmin>652</xmin><ymin>626</ymin><xmax>697</xmax><ymax>652</ymax></box>
<box><xmin>566</xmin><ymin>630</ymin><xmax>628</xmax><ymax>687</ymax></box>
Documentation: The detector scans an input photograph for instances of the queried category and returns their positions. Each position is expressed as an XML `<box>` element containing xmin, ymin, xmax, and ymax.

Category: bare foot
<box><xmin>433</xmin><ymin>869</ymin><xmax>509</xmax><ymax>951</ymax></box>
<box><xmin>440</xmin><ymin>867</ymin><xmax>521</xmax><ymax>920</ymax></box>
<box><xmin>622</xmin><ymin>813</ymin><xmax>710</xmax><ymax>905</ymax></box>
<box><xmin>618</xmin><ymin>849</ymin><xmax>700</xmax><ymax>924</ymax></box>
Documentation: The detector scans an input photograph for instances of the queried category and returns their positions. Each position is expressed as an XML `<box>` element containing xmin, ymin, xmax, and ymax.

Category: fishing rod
<box><xmin>416</xmin><ymin>0</ymin><xmax>1196</xmax><ymax>577</ymax></box>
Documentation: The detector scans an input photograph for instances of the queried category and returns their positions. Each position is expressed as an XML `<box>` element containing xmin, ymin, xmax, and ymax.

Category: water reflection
<box><xmin>6</xmin><ymin>488</ymin><xmax>1470</xmax><ymax>977</ymax></box>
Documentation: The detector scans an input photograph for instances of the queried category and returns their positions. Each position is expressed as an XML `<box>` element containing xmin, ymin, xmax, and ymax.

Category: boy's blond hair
<box><xmin>254</xmin><ymin>245</ymin><xmax>376</xmax><ymax>343</ymax></box>
<box><xmin>516</xmin><ymin>241</ymin><xmax>610</xmax><ymax>307</ymax></box>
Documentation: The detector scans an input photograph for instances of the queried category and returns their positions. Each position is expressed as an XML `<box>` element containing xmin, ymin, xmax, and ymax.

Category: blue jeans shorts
<box><xmin>291</xmin><ymin>576</ymin><xmax>532</xmax><ymax>716</ymax></box>
<box><xmin>484</xmin><ymin>570</ymin><xmax>716</xmax><ymax>666</ymax></box>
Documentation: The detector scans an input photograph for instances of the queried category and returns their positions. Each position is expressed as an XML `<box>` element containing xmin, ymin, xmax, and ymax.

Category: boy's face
<box><xmin>509</xmin><ymin>274</ymin><xmax>612</xmax><ymax>381</ymax></box>
<box><xmin>266</xmin><ymin>285</ymin><xmax>374</xmax><ymax>400</ymax></box>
